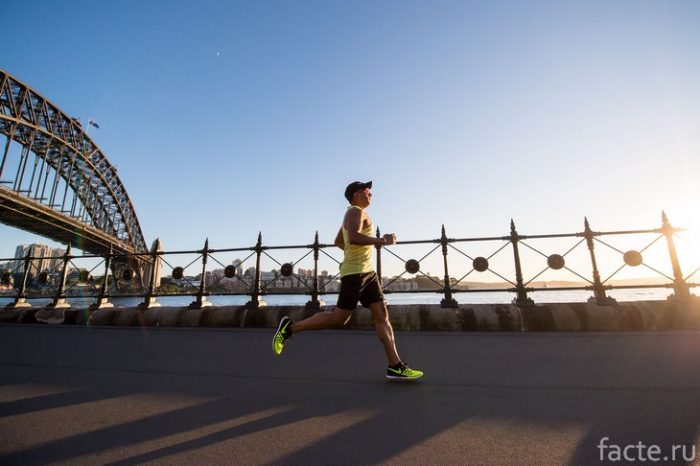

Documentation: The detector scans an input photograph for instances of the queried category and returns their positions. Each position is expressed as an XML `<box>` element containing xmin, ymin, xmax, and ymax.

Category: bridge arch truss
<box><xmin>0</xmin><ymin>69</ymin><xmax>147</xmax><ymax>254</ymax></box>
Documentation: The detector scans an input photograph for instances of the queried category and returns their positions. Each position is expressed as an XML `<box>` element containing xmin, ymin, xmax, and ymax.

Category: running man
<box><xmin>272</xmin><ymin>181</ymin><xmax>423</xmax><ymax>380</ymax></box>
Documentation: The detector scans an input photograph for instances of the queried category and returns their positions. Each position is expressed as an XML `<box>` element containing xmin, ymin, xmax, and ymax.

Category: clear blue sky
<box><xmin>2</xmin><ymin>0</ymin><xmax>699</xmax><ymax>279</ymax></box>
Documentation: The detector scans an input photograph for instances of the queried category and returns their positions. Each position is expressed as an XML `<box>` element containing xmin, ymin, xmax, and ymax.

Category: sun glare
<box><xmin>668</xmin><ymin>209</ymin><xmax>700</xmax><ymax>283</ymax></box>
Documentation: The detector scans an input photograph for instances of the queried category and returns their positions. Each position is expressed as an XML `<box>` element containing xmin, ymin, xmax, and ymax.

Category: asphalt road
<box><xmin>0</xmin><ymin>324</ymin><xmax>698</xmax><ymax>465</ymax></box>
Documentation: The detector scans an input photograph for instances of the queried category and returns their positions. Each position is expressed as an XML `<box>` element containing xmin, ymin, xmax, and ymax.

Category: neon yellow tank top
<box><xmin>340</xmin><ymin>205</ymin><xmax>374</xmax><ymax>277</ymax></box>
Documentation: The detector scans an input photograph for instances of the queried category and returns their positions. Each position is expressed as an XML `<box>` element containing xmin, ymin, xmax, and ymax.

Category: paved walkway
<box><xmin>0</xmin><ymin>325</ymin><xmax>698</xmax><ymax>465</ymax></box>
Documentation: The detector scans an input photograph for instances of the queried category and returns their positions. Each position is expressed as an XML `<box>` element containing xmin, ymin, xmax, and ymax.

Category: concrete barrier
<box><xmin>35</xmin><ymin>309</ymin><xmax>66</xmax><ymax>325</ymax></box>
<box><xmin>89</xmin><ymin>308</ymin><xmax>114</xmax><ymax>325</ymax></box>
<box><xmin>201</xmin><ymin>307</ymin><xmax>243</xmax><ymax>327</ymax></box>
<box><xmin>3</xmin><ymin>299</ymin><xmax>699</xmax><ymax>331</ymax></box>
<box><xmin>0</xmin><ymin>308</ymin><xmax>22</xmax><ymax>323</ymax></box>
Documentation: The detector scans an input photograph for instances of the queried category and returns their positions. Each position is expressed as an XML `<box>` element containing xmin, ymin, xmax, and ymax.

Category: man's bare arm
<box><xmin>334</xmin><ymin>228</ymin><xmax>345</xmax><ymax>250</ymax></box>
<box><xmin>344</xmin><ymin>208</ymin><xmax>396</xmax><ymax>246</ymax></box>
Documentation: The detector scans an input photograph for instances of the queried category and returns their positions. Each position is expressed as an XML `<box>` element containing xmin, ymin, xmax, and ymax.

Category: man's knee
<box><xmin>370</xmin><ymin>302</ymin><xmax>390</xmax><ymax>324</ymax></box>
<box><xmin>333</xmin><ymin>308</ymin><xmax>352</xmax><ymax>326</ymax></box>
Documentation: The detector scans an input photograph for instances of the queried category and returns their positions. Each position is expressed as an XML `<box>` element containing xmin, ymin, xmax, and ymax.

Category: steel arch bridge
<box><xmin>0</xmin><ymin>69</ymin><xmax>147</xmax><ymax>255</ymax></box>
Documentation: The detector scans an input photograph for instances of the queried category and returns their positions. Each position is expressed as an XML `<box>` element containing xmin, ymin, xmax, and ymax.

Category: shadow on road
<box><xmin>0</xmin><ymin>326</ymin><xmax>698</xmax><ymax>465</ymax></box>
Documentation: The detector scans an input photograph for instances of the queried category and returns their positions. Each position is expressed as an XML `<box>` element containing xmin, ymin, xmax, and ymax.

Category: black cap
<box><xmin>344</xmin><ymin>180</ymin><xmax>372</xmax><ymax>202</ymax></box>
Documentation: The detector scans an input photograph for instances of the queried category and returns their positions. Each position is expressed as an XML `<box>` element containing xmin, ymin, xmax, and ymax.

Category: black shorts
<box><xmin>337</xmin><ymin>272</ymin><xmax>385</xmax><ymax>310</ymax></box>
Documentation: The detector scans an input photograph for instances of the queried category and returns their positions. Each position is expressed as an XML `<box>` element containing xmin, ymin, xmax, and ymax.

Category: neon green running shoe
<box><xmin>272</xmin><ymin>316</ymin><xmax>293</xmax><ymax>356</ymax></box>
<box><xmin>386</xmin><ymin>361</ymin><xmax>423</xmax><ymax>380</ymax></box>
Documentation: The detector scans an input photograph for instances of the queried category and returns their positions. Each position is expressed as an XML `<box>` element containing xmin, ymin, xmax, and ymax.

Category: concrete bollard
<box><xmin>88</xmin><ymin>308</ymin><xmax>114</xmax><ymax>326</ymax></box>
<box><xmin>142</xmin><ymin>307</ymin><xmax>163</xmax><ymax>326</ymax></box>
<box><xmin>9</xmin><ymin>299</ymin><xmax>700</xmax><ymax>331</ymax></box>
<box><xmin>201</xmin><ymin>306</ymin><xmax>244</xmax><ymax>327</ymax></box>
<box><xmin>158</xmin><ymin>308</ymin><xmax>186</xmax><ymax>327</ymax></box>
<box><xmin>179</xmin><ymin>308</ymin><xmax>206</xmax><ymax>327</ymax></box>
<box><xmin>0</xmin><ymin>308</ymin><xmax>20</xmax><ymax>323</ymax></box>
<box><xmin>34</xmin><ymin>309</ymin><xmax>66</xmax><ymax>325</ymax></box>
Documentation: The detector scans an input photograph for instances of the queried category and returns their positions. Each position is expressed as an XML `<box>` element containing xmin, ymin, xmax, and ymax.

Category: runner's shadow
<box><xmin>0</xmin><ymin>387</ymin><xmax>141</xmax><ymax>419</ymax></box>
<box><xmin>104</xmin><ymin>382</ymin><xmax>469</xmax><ymax>466</ymax></box>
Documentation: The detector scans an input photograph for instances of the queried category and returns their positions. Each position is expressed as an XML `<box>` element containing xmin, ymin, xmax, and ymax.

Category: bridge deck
<box><xmin>0</xmin><ymin>325</ymin><xmax>698</xmax><ymax>465</ymax></box>
<box><xmin>0</xmin><ymin>185</ymin><xmax>138</xmax><ymax>256</ymax></box>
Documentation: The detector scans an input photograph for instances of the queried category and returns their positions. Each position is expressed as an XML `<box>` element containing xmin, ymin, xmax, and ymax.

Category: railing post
<box><xmin>90</xmin><ymin>245</ymin><xmax>114</xmax><ymax>310</ymax></box>
<box><xmin>49</xmin><ymin>244</ymin><xmax>72</xmax><ymax>309</ymax></box>
<box><xmin>510</xmin><ymin>220</ymin><xmax>534</xmax><ymax>306</ymax></box>
<box><xmin>306</xmin><ymin>231</ymin><xmax>325</xmax><ymax>310</ymax></box>
<box><xmin>8</xmin><ymin>252</ymin><xmax>32</xmax><ymax>309</ymax></box>
<box><xmin>246</xmin><ymin>232</ymin><xmax>267</xmax><ymax>309</ymax></box>
<box><xmin>375</xmin><ymin>227</ymin><xmax>383</xmax><ymax>287</ymax></box>
<box><xmin>584</xmin><ymin>217</ymin><xmax>616</xmax><ymax>305</ymax></box>
<box><xmin>440</xmin><ymin>225</ymin><xmax>458</xmax><ymax>308</ymax></box>
<box><xmin>139</xmin><ymin>242</ymin><xmax>161</xmax><ymax>309</ymax></box>
<box><xmin>190</xmin><ymin>239</ymin><xmax>212</xmax><ymax>309</ymax></box>
<box><xmin>661</xmin><ymin>211</ymin><xmax>692</xmax><ymax>300</ymax></box>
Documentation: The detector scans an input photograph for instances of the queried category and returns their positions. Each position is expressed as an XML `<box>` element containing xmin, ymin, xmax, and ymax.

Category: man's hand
<box><xmin>381</xmin><ymin>233</ymin><xmax>397</xmax><ymax>246</ymax></box>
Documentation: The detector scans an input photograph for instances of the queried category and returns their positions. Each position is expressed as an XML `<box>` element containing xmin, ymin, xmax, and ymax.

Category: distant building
<box><xmin>205</xmin><ymin>269</ymin><xmax>224</xmax><ymax>287</ymax></box>
<box><xmin>13</xmin><ymin>244</ymin><xmax>28</xmax><ymax>271</ymax></box>
<box><xmin>13</xmin><ymin>243</ymin><xmax>57</xmax><ymax>275</ymax></box>
<box><xmin>383</xmin><ymin>277</ymin><xmax>419</xmax><ymax>292</ymax></box>
<box><xmin>318</xmin><ymin>270</ymin><xmax>340</xmax><ymax>293</ymax></box>
<box><xmin>48</xmin><ymin>248</ymin><xmax>66</xmax><ymax>271</ymax></box>
<box><xmin>232</xmin><ymin>259</ymin><xmax>244</xmax><ymax>277</ymax></box>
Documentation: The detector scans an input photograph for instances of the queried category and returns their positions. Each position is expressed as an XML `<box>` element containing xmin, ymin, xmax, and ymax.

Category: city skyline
<box><xmin>1</xmin><ymin>1</ymin><xmax>699</xmax><ymax>283</ymax></box>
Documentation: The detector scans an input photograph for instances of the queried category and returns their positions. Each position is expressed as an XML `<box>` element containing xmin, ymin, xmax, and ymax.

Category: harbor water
<box><xmin>0</xmin><ymin>287</ymin><xmax>678</xmax><ymax>309</ymax></box>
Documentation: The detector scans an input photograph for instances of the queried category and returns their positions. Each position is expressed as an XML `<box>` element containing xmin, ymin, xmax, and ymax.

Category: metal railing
<box><xmin>1</xmin><ymin>212</ymin><xmax>698</xmax><ymax>309</ymax></box>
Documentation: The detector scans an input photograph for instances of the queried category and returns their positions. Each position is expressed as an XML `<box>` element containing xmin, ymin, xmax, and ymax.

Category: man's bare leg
<box><xmin>290</xmin><ymin>307</ymin><xmax>352</xmax><ymax>334</ymax></box>
<box><xmin>368</xmin><ymin>301</ymin><xmax>401</xmax><ymax>366</ymax></box>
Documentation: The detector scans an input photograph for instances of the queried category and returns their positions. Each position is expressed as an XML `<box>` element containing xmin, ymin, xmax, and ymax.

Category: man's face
<box><xmin>353</xmin><ymin>187</ymin><xmax>372</xmax><ymax>207</ymax></box>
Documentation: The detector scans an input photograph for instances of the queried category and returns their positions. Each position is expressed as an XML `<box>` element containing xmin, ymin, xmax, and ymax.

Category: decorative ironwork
<box><xmin>1</xmin><ymin>213</ymin><xmax>698</xmax><ymax>309</ymax></box>
<box><xmin>280</xmin><ymin>263</ymin><xmax>294</xmax><ymax>277</ymax></box>
<box><xmin>547</xmin><ymin>254</ymin><xmax>566</xmax><ymax>270</ymax></box>
<box><xmin>623</xmin><ymin>251</ymin><xmax>643</xmax><ymax>267</ymax></box>
<box><xmin>405</xmin><ymin>259</ymin><xmax>420</xmax><ymax>274</ymax></box>
<box><xmin>473</xmin><ymin>257</ymin><xmax>489</xmax><ymax>272</ymax></box>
